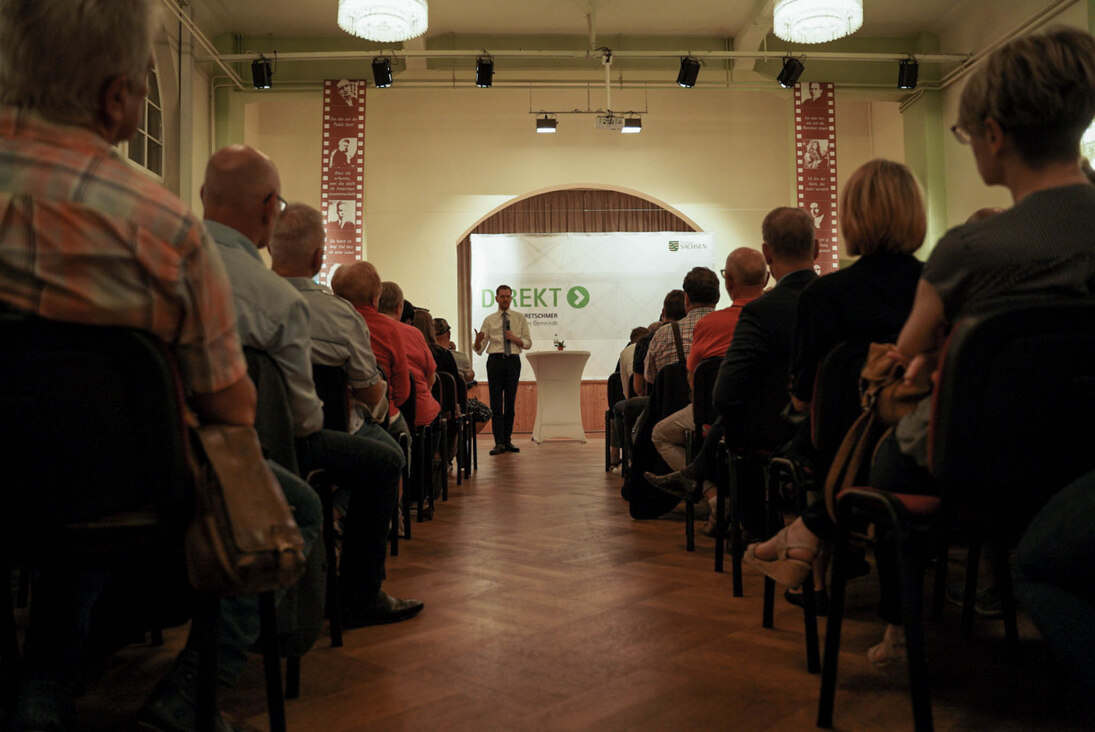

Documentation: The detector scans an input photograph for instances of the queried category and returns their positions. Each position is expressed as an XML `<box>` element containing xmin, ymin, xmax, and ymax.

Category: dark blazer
<box><xmin>712</xmin><ymin>268</ymin><xmax>818</xmax><ymax>448</ymax></box>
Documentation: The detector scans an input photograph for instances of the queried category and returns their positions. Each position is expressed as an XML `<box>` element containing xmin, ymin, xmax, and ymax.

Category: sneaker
<box><xmin>137</xmin><ymin>658</ymin><xmax>237</xmax><ymax>732</ymax></box>
<box><xmin>945</xmin><ymin>581</ymin><xmax>1004</xmax><ymax>618</ymax></box>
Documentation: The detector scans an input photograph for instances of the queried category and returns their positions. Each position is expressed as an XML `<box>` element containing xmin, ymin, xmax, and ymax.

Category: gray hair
<box><xmin>271</xmin><ymin>203</ymin><xmax>325</xmax><ymax>270</ymax></box>
<box><xmin>0</xmin><ymin>0</ymin><xmax>156</xmax><ymax>127</ymax></box>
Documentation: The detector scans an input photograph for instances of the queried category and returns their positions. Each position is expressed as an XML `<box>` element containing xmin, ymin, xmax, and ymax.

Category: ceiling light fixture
<box><xmin>251</xmin><ymin>56</ymin><xmax>272</xmax><ymax>89</ymax></box>
<box><xmin>897</xmin><ymin>57</ymin><xmax>919</xmax><ymax>90</ymax></box>
<box><xmin>622</xmin><ymin>117</ymin><xmax>642</xmax><ymax>134</ymax></box>
<box><xmin>773</xmin><ymin>0</ymin><xmax>863</xmax><ymax>44</ymax></box>
<box><xmin>371</xmin><ymin>57</ymin><xmax>393</xmax><ymax>88</ymax></box>
<box><xmin>337</xmin><ymin>0</ymin><xmax>428</xmax><ymax>43</ymax></box>
<box><xmin>475</xmin><ymin>57</ymin><xmax>494</xmax><ymax>88</ymax></box>
<box><xmin>677</xmin><ymin>57</ymin><xmax>701</xmax><ymax>88</ymax></box>
<box><xmin>777</xmin><ymin>56</ymin><xmax>806</xmax><ymax>88</ymax></box>
<box><xmin>536</xmin><ymin>116</ymin><xmax>557</xmax><ymax>134</ymax></box>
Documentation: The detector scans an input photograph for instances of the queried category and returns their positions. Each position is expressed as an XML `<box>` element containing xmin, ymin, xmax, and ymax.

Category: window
<box><xmin>1083</xmin><ymin>122</ymin><xmax>1095</xmax><ymax>164</ymax></box>
<box><xmin>120</xmin><ymin>66</ymin><xmax>163</xmax><ymax>179</ymax></box>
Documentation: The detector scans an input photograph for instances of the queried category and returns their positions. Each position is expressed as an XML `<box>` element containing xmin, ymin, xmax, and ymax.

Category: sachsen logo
<box><xmin>668</xmin><ymin>240</ymin><xmax>708</xmax><ymax>251</ymax></box>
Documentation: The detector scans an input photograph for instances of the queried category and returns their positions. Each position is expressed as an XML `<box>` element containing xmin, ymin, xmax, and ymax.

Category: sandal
<box><xmin>743</xmin><ymin>526</ymin><xmax>818</xmax><ymax>589</ymax></box>
<box><xmin>867</xmin><ymin>626</ymin><xmax>907</xmax><ymax>670</ymax></box>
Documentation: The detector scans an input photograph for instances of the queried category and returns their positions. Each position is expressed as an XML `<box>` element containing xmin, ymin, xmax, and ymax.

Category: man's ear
<box><xmin>98</xmin><ymin>75</ymin><xmax>129</xmax><ymax>143</ymax></box>
<box><xmin>761</xmin><ymin>242</ymin><xmax>774</xmax><ymax>265</ymax></box>
<box><xmin>983</xmin><ymin>117</ymin><xmax>1006</xmax><ymax>156</ymax></box>
<box><xmin>310</xmin><ymin>245</ymin><xmax>324</xmax><ymax>276</ymax></box>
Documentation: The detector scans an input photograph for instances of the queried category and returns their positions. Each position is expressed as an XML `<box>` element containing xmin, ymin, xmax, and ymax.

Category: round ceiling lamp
<box><xmin>337</xmin><ymin>0</ymin><xmax>428</xmax><ymax>43</ymax></box>
<box><xmin>773</xmin><ymin>0</ymin><xmax>863</xmax><ymax>44</ymax></box>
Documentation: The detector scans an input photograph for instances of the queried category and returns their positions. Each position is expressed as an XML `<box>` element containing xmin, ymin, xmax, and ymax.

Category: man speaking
<box><xmin>474</xmin><ymin>285</ymin><xmax>532</xmax><ymax>455</ymax></box>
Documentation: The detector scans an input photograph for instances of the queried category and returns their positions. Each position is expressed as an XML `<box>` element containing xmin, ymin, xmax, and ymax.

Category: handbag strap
<box><xmin>671</xmin><ymin>321</ymin><xmax>686</xmax><ymax>363</ymax></box>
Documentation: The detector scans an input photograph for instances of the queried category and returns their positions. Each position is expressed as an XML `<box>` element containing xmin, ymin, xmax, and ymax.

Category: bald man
<box><xmin>648</xmin><ymin>248</ymin><xmax>769</xmax><ymax>529</ymax></box>
<box><xmin>331</xmin><ymin>261</ymin><xmax>413</xmax><ymax>443</ymax></box>
<box><xmin>203</xmin><ymin>145</ymin><xmax>422</xmax><ymax>628</ymax></box>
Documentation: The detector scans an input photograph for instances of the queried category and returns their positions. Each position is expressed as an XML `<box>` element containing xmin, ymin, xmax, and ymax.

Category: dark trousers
<box><xmin>487</xmin><ymin>353</ymin><xmax>521</xmax><ymax>446</ymax></box>
<box><xmin>296</xmin><ymin>428</ymin><xmax>402</xmax><ymax>608</ymax></box>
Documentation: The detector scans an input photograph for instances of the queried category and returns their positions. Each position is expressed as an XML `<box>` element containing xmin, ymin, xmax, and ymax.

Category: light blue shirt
<box><xmin>207</xmin><ymin>220</ymin><xmax>324</xmax><ymax>436</ymax></box>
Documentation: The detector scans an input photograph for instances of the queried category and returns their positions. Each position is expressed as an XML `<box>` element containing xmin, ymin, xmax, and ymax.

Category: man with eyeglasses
<box><xmin>203</xmin><ymin>145</ymin><xmax>423</xmax><ymax>633</ymax></box>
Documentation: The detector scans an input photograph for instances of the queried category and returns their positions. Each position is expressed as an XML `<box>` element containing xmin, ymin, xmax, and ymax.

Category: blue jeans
<box><xmin>181</xmin><ymin>459</ymin><xmax>322</xmax><ymax>685</ymax></box>
<box><xmin>295</xmin><ymin>428</ymin><xmax>402</xmax><ymax>607</ymax></box>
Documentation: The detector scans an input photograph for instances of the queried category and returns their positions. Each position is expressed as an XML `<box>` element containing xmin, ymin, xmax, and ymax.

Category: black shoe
<box><xmin>784</xmin><ymin>586</ymin><xmax>830</xmax><ymax>616</ymax></box>
<box><xmin>643</xmin><ymin>470</ymin><xmax>701</xmax><ymax>502</ymax></box>
<box><xmin>489</xmin><ymin>443</ymin><xmax>506</xmax><ymax>455</ymax></box>
<box><xmin>342</xmin><ymin>591</ymin><xmax>424</xmax><ymax>629</ymax></box>
<box><xmin>505</xmin><ymin>443</ymin><xmax>520</xmax><ymax>453</ymax></box>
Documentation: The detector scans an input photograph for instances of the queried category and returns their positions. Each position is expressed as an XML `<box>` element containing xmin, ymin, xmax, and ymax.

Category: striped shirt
<box><xmin>0</xmin><ymin>107</ymin><xmax>246</xmax><ymax>394</ymax></box>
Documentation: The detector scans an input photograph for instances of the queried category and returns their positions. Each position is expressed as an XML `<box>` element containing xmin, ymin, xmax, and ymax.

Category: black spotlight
<box><xmin>777</xmin><ymin>56</ymin><xmax>805</xmax><ymax>89</ymax></box>
<box><xmin>898</xmin><ymin>57</ymin><xmax>919</xmax><ymax>90</ymax></box>
<box><xmin>372</xmin><ymin>57</ymin><xmax>393</xmax><ymax>88</ymax></box>
<box><xmin>476</xmin><ymin>57</ymin><xmax>494</xmax><ymax>88</ymax></box>
<box><xmin>677</xmin><ymin>57</ymin><xmax>701</xmax><ymax>88</ymax></box>
<box><xmin>251</xmin><ymin>57</ymin><xmax>272</xmax><ymax>89</ymax></box>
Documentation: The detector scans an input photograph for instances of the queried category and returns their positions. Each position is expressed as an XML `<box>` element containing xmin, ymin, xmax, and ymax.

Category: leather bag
<box><xmin>184</xmin><ymin>424</ymin><xmax>307</xmax><ymax>596</ymax></box>
<box><xmin>823</xmin><ymin>343</ymin><xmax>932</xmax><ymax>520</ymax></box>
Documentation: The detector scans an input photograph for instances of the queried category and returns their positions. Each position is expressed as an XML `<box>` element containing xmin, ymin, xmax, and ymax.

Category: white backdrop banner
<box><xmin>470</xmin><ymin>232</ymin><xmax>716</xmax><ymax>381</ymax></box>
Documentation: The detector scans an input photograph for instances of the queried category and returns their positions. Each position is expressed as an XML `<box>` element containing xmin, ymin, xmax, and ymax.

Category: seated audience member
<box><xmin>781</xmin><ymin>159</ymin><xmax>926</xmax><ymax>611</ymax></box>
<box><xmin>414</xmin><ymin>309</ymin><xmax>460</xmax><ymax>382</ymax></box>
<box><xmin>0</xmin><ymin>3</ymin><xmax>318</xmax><ymax>729</ymax></box>
<box><xmin>647</xmin><ymin>247</ymin><xmax>768</xmax><ymax>530</ymax></box>
<box><xmin>434</xmin><ymin>317</ymin><xmax>475</xmax><ymax>383</ymax></box>
<box><xmin>202</xmin><ymin>145</ymin><xmax>421</xmax><ymax>629</ymax></box>
<box><xmin>331</xmin><ymin>261</ymin><xmax>413</xmax><ymax>441</ymax></box>
<box><xmin>631</xmin><ymin>291</ymin><xmax>684</xmax><ymax>396</ymax></box>
<box><xmin>745</xmin><ymin>26</ymin><xmax>1095</xmax><ymax>667</ymax></box>
<box><xmin>1014</xmin><ymin>468</ymin><xmax>1095</xmax><ymax>712</ymax></box>
<box><xmin>269</xmin><ymin>203</ymin><xmax>400</xmax><ymax>451</ymax></box>
<box><xmin>646</xmin><ymin>208</ymin><xmax>819</xmax><ymax>536</ymax></box>
<box><xmin>379</xmin><ymin>282</ymin><xmax>441</xmax><ymax>429</ymax></box>
<box><xmin>608</xmin><ymin>325</ymin><xmax>650</xmax><ymax>470</ymax></box>
<box><xmin>642</xmin><ymin>268</ymin><xmax>720</xmax><ymax>388</ymax></box>
<box><xmin>619</xmin><ymin>326</ymin><xmax>649</xmax><ymax>400</ymax></box>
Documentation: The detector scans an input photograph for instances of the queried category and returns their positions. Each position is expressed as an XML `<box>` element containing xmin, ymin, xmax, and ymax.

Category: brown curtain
<box><xmin>457</xmin><ymin>189</ymin><xmax>697</xmax><ymax>352</ymax></box>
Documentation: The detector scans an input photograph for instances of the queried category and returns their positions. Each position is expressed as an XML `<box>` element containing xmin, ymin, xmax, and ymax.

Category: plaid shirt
<box><xmin>643</xmin><ymin>306</ymin><xmax>714</xmax><ymax>384</ymax></box>
<box><xmin>0</xmin><ymin>107</ymin><xmax>246</xmax><ymax>394</ymax></box>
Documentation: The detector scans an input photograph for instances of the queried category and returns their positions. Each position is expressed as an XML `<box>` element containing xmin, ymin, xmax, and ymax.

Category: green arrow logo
<box><xmin>567</xmin><ymin>286</ymin><xmax>590</xmax><ymax>309</ymax></box>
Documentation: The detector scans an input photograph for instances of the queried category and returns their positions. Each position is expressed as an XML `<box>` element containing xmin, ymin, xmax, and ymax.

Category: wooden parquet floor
<box><xmin>69</xmin><ymin>437</ymin><xmax>1088</xmax><ymax>731</ymax></box>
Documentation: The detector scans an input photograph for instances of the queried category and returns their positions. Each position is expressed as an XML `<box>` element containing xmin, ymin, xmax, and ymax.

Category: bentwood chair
<box><xmin>818</xmin><ymin>302</ymin><xmax>1095</xmax><ymax>732</ymax></box>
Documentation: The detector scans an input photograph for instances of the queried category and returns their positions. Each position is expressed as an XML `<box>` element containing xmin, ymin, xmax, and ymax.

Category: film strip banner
<box><xmin>319</xmin><ymin>79</ymin><xmax>366</xmax><ymax>285</ymax></box>
<box><xmin>794</xmin><ymin>81</ymin><xmax>839</xmax><ymax>274</ymax></box>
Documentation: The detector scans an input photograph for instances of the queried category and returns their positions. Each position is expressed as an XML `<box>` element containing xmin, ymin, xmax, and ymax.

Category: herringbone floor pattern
<box><xmin>71</xmin><ymin>437</ymin><xmax>1086</xmax><ymax>730</ymax></box>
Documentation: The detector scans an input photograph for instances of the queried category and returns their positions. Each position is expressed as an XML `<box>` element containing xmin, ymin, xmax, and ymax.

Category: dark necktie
<box><xmin>502</xmin><ymin>313</ymin><xmax>511</xmax><ymax>355</ymax></box>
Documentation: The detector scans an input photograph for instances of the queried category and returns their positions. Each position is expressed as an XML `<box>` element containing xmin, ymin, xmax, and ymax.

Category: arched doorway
<box><xmin>456</xmin><ymin>187</ymin><xmax>699</xmax><ymax>434</ymax></box>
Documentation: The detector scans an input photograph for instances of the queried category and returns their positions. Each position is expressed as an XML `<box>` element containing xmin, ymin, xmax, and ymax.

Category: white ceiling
<box><xmin>186</xmin><ymin>0</ymin><xmax>975</xmax><ymax>46</ymax></box>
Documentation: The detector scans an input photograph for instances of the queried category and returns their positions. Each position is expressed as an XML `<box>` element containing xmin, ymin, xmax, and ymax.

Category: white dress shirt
<box><xmin>475</xmin><ymin>309</ymin><xmax>532</xmax><ymax>355</ymax></box>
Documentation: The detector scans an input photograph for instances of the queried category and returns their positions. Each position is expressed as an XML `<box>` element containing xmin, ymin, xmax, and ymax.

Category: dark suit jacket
<box><xmin>712</xmin><ymin>268</ymin><xmax>818</xmax><ymax>449</ymax></box>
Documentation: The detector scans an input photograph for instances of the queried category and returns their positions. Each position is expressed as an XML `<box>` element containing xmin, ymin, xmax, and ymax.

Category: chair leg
<box><xmin>605</xmin><ymin>411</ymin><xmax>612</xmax><ymax>472</ymax></box>
<box><xmin>319</xmin><ymin>493</ymin><xmax>343</xmax><ymax>648</ymax></box>
<box><xmin>729</xmin><ymin>454</ymin><xmax>744</xmax><ymax>597</ymax></box>
<box><xmin>455</xmin><ymin>416</ymin><xmax>464</xmax><ymax>487</ymax></box>
<box><xmin>439</xmin><ymin>421</ymin><xmax>449</xmax><ymax>502</ymax></box>
<box><xmin>994</xmin><ymin>541</ymin><xmax>1020</xmax><ymax>660</ymax></box>
<box><xmin>714</xmin><ymin>451</ymin><xmax>726</xmax><ymax>574</ymax></box>
<box><xmin>258</xmin><ymin>591</ymin><xmax>287</xmax><ymax>732</ymax></box>
<box><xmin>762</xmin><ymin>463</ymin><xmax>782</xmax><ymax>628</ymax></box>
<box><xmin>284</xmin><ymin>656</ymin><xmax>301</xmax><ymax>699</ymax></box>
<box><xmin>817</xmin><ymin>511</ymin><xmax>852</xmax><ymax>729</ymax></box>
<box><xmin>471</xmin><ymin>424</ymin><xmax>478</xmax><ymax>473</ymax></box>
<box><xmin>931</xmin><ymin>528</ymin><xmax>949</xmax><ymax>621</ymax></box>
<box><xmin>16</xmin><ymin>568</ymin><xmax>30</xmax><ymax>608</ymax></box>
<box><xmin>685</xmin><ymin>500</ymin><xmax>695</xmax><ymax>552</ymax></box>
<box><xmin>193</xmin><ymin>593</ymin><xmax>220</xmax><ymax>732</ymax></box>
<box><xmin>896</xmin><ymin>538</ymin><xmax>933</xmax><ymax>732</ymax></box>
<box><xmin>2</xmin><ymin>568</ymin><xmax>20</xmax><ymax>688</ymax></box>
<box><xmin>801</xmin><ymin>576</ymin><xmax>821</xmax><ymax>674</ymax></box>
<box><xmin>962</xmin><ymin>540</ymin><xmax>981</xmax><ymax>636</ymax></box>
